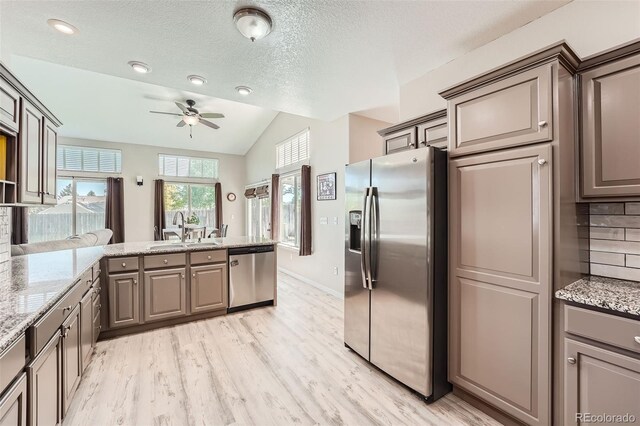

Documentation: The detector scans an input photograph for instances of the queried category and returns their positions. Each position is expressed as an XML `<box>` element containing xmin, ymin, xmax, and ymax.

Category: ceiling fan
<box><xmin>150</xmin><ymin>99</ymin><xmax>224</xmax><ymax>138</ymax></box>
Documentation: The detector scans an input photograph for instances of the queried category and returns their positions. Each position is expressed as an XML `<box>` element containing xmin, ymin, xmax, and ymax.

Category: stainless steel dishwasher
<box><xmin>228</xmin><ymin>245</ymin><xmax>276</xmax><ymax>312</ymax></box>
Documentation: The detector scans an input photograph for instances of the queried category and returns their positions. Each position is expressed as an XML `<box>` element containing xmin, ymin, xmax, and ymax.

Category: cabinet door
<box><xmin>448</xmin><ymin>64</ymin><xmax>552</xmax><ymax>157</ymax></box>
<box><xmin>417</xmin><ymin>117</ymin><xmax>448</xmax><ymax>149</ymax></box>
<box><xmin>565</xmin><ymin>339</ymin><xmax>640</xmax><ymax>425</ymax></box>
<box><xmin>91</xmin><ymin>291</ymin><xmax>101</xmax><ymax>347</ymax></box>
<box><xmin>61</xmin><ymin>306</ymin><xmax>81</xmax><ymax>416</ymax></box>
<box><xmin>0</xmin><ymin>80</ymin><xmax>20</xmax><ymax>134</ymax></box>
<box><xmin>0</xmin><ymin>373</ymin><xmax>27</xmax><ymax>426</ymax></box>
<box><xmin>108</xmin><ymin>272</ymin><xmax>139</xmax><ymax>329</ymax></box>
<box><xmin>79</xmin><ymin>291</ymin><xmax>93</xmax><ymax>373</ymax></box>
<box><xmin>191</xmin><ymin>264</ymin><xmax>228</xmax><ymax>314</ymax></box>
<box><xmin>42</xmin><ymin>121</ymin><xmax>57</xmax><ymax>205</ymax></box>
<box><xmin>581</xmin><ymin>54</ymin><xmax>640</xmax><ymax>197</ymax></box>
<box><xmin>449</xmin><ymin>144</ymin><xmax>552</xmax><ymax>425</ymax></box>
<box><xmin>143</xmin><ymin>268</ymin><xmax>186</xmax><ymax>322</ymax></box>
<box><xmin>384</xmin><ymin>127</ymin><xmax>417</xmax><ymax>155</ymax></box>
<box><xmin>26</xmin><ymin>332</ymin><xmax>61</xmax><ymax>426</ymax></box>
<box><xmin>19</xmin><ymin>99</ymin><xmax>43</xmax><ymax>204</ymax></box>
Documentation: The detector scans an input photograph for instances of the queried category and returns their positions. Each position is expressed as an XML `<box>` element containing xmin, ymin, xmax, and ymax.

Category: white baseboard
<box><xmin>278</xmin><ymin>267</ymin><xmax>344</xmax><ymax>299</ymax></box>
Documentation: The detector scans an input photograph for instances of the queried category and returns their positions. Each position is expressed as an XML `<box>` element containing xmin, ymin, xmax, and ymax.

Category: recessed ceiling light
<box><xmin>128</xmin><ymin>61</ymin><xmax>151</xmax><ymax>74</ymax></box>
<box><xmin>47</xmin><ymin>19</ymin><xmax>78</xmax><ymax>35</ymax></box>
<box><xmin>233</xmin><ymin>8</ymin><xmax>272</xmax><ymax>42</ymax></box>
<box><xmin>235</xmin><ymin>86</ymin><xmax>253</xmax><ymax>96</ymax></box>
<box><xmin>187</xmin><ymin>75</ymin><xmax>207</xmax><ymax>86</ymax></box>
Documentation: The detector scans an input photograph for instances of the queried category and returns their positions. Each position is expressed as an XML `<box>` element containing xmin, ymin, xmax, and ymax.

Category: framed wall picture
<box><xmin>317</xmin><ymin>172</ymin><xmax>337</xmax><ymax>201</ymax></box>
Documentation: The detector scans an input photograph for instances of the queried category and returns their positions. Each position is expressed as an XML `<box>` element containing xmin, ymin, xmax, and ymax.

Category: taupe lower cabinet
<box><xmin>449</xmin><ymin>144</ymin><xmax>552</xmax><ymax>424</ymax></box>
<box><xmin>79</xmin><ymin>291</ymin><xmax>93</xmax><ymax>373</ymax></box>
<box><xmin>191</xmin><ymin>263</ymin><xmax>228</xmax><ymax>314</ymax></box>
<box><xmin>564</xmin><ymin>339</ymin><xmax>640</xmax><ymax>425</ymax></box>
<box><xmin>580</xmin><ymin>42</ymin><xmax>640</xmax><ymax>198</ymax></box>
<box><xmin>0</xmin><ymin>373</ymin><xmax>27</xmax><ymax>426</ymax></box>
<box><xmin>108</xmin><ymin>272</ymin><xmax>140</xmax><ymax>328</ymax></box>
<box><xmin>61</xmin><ymin>306</ymin><xmax>81</xmax><ymax>416</ymax></box>
<box><xmin>27</xmin><ymin>332</ymin><xmax>61</xmax><ymax>426</ymax></box>
<box><xmin>143</xmin><ymin>267</ymin><xmax>187</xmax><ymax>322</ymax></box>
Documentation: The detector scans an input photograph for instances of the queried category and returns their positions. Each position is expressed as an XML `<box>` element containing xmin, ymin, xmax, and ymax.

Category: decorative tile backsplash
<box><xmin>0</xmin><ymin>207</ymin><xmax>11</xmax><ymax>266</ymax></box>
<box><xmin>589</xmin><ymin>202</ymin><xmax>640</xmax><ymax>281</ymax></box>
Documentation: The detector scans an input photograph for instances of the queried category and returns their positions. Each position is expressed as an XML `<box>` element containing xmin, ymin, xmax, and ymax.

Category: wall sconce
<box><xmin>136</xmin><ymin>176</ymin><xmax>143</xmax><ymax>186</ymax></box>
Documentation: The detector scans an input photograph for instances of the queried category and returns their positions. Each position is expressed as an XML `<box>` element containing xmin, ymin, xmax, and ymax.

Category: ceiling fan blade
<box><xmin>200</xmin><ymin>119</ymin><xmax>220</xmax><ymax>130</ymax></box>
<box><xmin>150</xmin><ymin>111</ymin><xmax>182</xmax><ymax>116</ymax></box>
<box><xmin>175</xmin><ymin>102</ymin><xmax>188</xmax><ymax>114</ymax></box>
<box><xmin>200</xmin><ymin>113</ymin><xmax>225</xmax><ymax>119</ymax></box>
<box><xmin>177</xmin><ymin>120</ymin><xmax>186</xmax><ymax>127</ymax></box>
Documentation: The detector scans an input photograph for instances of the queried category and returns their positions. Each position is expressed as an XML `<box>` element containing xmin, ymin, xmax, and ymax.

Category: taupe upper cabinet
<box><xmin>378</xmin><ymin>109</ymin><xmax>447</xmax><ymax>155</ymax></box>
<box><xmin>43</xmin><ymin>120</ymin><xmax>58</xmax><ymax>205</ymax></box>
<box><xmin>19</xmin><ymin>99</ymin><xmax>43</xmax><ymax>204</ymax></box>
<box><xmin>445</xmin><ymin>65</ymin><xmax>552</xmax><ymax>157</ymax></box>
<box><xmin>580</xmin><ymin>41</ymin><xmax>640</xmax><ymax>198</ymax></box>
<box><xmin>0</xmin><ymin>79</ymin><xmax>20</xmax><ymax>134</ymax></box>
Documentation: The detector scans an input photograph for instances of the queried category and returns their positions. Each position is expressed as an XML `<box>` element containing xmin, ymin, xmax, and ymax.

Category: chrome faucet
<box><xmin>172</xmin><ymin>211</ymin><xmax>186</xmax><ymax>242</ymax></box>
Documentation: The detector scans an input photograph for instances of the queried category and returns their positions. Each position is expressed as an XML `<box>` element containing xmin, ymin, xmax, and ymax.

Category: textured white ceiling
<box><xmin>0</xmin><ymin>0</ymin><xmax>570</xmax><ymax>124</ymax></box>
<box><xmin>9</xmin><ymin>56</ymin><xmax>278</xmax><ymax>155</ymax></box>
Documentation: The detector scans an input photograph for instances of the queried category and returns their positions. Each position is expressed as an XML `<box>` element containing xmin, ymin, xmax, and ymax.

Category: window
<box><xmin>164</xmin><ymin>183</ymin><xmax>216</xmax><ymax>230</ymax></box>
<box><xmin>57</xmin><ymin>145</ymin><xmax>121</xmax><ymax>173</ymax></box>
<box><xmin>247</xmin><ymin>185</ymin><xmax>271</xmax><ymax>240</ymax></box>
<box><xmin>27</xmin><ymin>178</ymin><xmax>107</xmax><ymax>242</ymax></box>
<box><xmin>276</xmin><ymin>129</ymin><xmax>310</xmax><ymax>170</ymax></box>
<box><xmin>279</xmin><ymin>173</ymin><xmax>301</xmax><ymax>247</ymax></box>
<box><xmin>159</xmin><ymin>154</ymin><xmax>218</xmax><ymax>179</ymax></box>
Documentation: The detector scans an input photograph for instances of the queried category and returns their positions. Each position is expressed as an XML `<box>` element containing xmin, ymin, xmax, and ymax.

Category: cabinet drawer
<box><xmin>107</xmin><ymin>256</ymin><xmax>139</xmax><ymax>272</ymax></box>
<box><xmin>0</xmin><ymin>80</ymin><xmax>20</xmax><ymax>133</ymax></box>
<box><xmin>79</xmin><ymin>268</ymin><xmax>93</xmax><ymax>295</ymax></box>
<box><xmin>92</xmin><ymin>262</ymin><xmax>102</xmax><ymax>282</ymax></box>
<box><xmin>384</xmin><ymin>127</ymin><xmax>417</xmax><ymax>154</ymax></box>
<box><xmin>29</xmin><ymin>280</ymin><xmax>84</xmax><ymax>357</ymax></box>
<box><xmin>191</xmin><ymin>249</ymin><xmax>227</xmax><ymax>265</ymax></box>
<box><xmin>565</xmin><ymin>305</ymin><xmax>640</xmax><ymax>354</ymax></box>
<box><xmin>448</xmin><ymin>64</ymin><xmax>552</xmax><ymax>157</ymax></box>
<box><xmin>0</xmin><ymin>335</ymin><xmax>25</xmax><ymax>393</ymax></box>
<box><xmin>144</xmin><ymin>253</ymin><xmax>186</xmax><ymax>269</ymax></box>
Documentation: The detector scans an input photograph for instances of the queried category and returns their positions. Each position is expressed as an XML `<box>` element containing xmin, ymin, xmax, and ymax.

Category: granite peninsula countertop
<box><xmin>0</xmin><ymin>237</ymin><xmax>276</xmax><ymax>354</ymax></box>
<box><xmin>555</xmin><ymin>275</ymin><xmax>640</xmax><ymax>318</ymax></box>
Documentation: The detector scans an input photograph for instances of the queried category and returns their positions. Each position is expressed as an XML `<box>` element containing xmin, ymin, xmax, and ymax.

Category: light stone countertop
<box><xmin>555</xmin><ymin>275</ymin><xmax>640</xmax><ymax>318</ymax></box>
<box><xmin>0</xmin><ymin>237</ymin><xmax>276</xmax><ymax>354</ymax></box>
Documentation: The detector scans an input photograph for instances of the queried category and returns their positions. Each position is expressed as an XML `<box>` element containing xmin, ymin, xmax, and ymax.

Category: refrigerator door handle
<box><xmin>360</xmin><ymin>188</ymin><xmax>370</xmax><ymax>289</ymax></box>
<box><xmin>368</xmin><ymin>187</ymin><xmax>379</xmax><ymax>288</ymax></box>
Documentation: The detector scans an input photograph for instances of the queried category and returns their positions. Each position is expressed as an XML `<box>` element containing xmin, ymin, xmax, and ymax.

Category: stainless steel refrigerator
<box><xmin>344</xmin><ymin>146</ymin><xmax>450</xmax><ymax>402</ymax></box>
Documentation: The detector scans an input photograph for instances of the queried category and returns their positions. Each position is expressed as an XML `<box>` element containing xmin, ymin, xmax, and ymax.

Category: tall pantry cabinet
<box><xmin>440</xmin><ymin>43</ymin><xmax>585</xmax><ymax>425</ymax></box>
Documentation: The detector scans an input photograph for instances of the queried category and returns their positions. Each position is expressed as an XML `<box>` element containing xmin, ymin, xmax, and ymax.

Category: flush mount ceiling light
<box><xmin>128</xmin><ymin>61</ymin><xmax>151</xmax><ymax>74</ymax></box>
<box><xmin>47</xmin><ymin>19</ymin><xmax>78</xmax><ymax>35</ymax></box>
<box><xmin>187</xmin><ymin>75</ymin><xmax>207</xmax><ymax>86</ymax></box>
<box><xmin>233</xmin><ymin>8</ymin><xmax>272</xmax><ymax>42</ymax></box>
<box><xmin>235</xmin><ymin>86</ymin><xmax>253</xmax><ymax>96</ymax></box>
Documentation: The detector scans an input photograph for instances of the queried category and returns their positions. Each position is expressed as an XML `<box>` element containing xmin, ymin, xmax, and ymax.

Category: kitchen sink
<box><xmin>146</xmin><ymin>243</ymin><xmax>186</xmax><ymax>250</ymax></box>
<box><xmin>184</xmin><ymin>242</ymin><xmax>218</xmax><ymax>248</ymax></box>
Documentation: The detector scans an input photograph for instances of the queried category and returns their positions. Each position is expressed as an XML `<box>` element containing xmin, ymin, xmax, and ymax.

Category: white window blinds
<box><xmin>57</xmin><ymin>145</ymin><xmax>122</xmax><ymax>173</ymax></box>
<box><xmin>276</xmin><ymin>129</ymin><xmax>310</xmax><ymax>169</ymax></box>
<box><xmin>158</xmin><ymin>154</ymin><xmax>219</xmax><ymax>179</ymax></box>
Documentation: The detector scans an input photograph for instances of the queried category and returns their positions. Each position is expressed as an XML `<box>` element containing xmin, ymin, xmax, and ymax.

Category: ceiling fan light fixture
<box><xmin>128</xmin><ymin>61</ymin><xmax>151</xmax><ymax>74</ymax></box>
<box><xmin>233</xmin><ymin>8</ymin><xmax>272</xmax><ymax>41</ymax></box>
<box><xmin>236</xmin><ymin>86</ymin><xmax>252</xmax><ymax>96</ymax></box>
<box><xmin>188</xmin><ymin>75</ymin><xmax>207</xmax><ymax>86</ymax></box>
<box><xmin>183</xmin><ymin>115</ymin><xmax>199</xmax><ymax>126</ymax></box>
<box><xmin>47</xmin><ymin>19</ymin><xmax>78</xmax><ymax>35</ymax></box>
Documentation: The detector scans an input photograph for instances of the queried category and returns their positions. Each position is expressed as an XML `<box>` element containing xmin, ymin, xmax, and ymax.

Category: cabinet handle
<box><xmin>96</xmin><ymin>269</ymin><xmax>101</xmax><ymax>275</ymax></box>
<box><xmin>63</xmin><ymin>328</ymin><xmax>69</xmax><ymax>338</ymax></box>
<box><xmin>420</xmin><ymin>141</ymin><xmax>427</xmax><ymax>146</ymax></box>
<box><xmin>567</xmin><ymin>357</ymin><xmax>576</xmax><ymax>365</ymax></box>
<box><xmin>409</xmin><ymin>143</ymin><xmax>415</xmax><ymax>148</ymax></box>
<box><xmin>538</xmin><ymin>159</ymin><xmax>547</xmax><ymax>165</ymax></box>
<box><xmin>164</xmin><ymin>259</ymin><xmax>168</xmax><ymax>264</ymax></box>
<box><xmin>538</xmin><ymin>120</ymin><xmax>548</xmax><ymax>127</ymax></box>
<box><xmin>133</xmin><ymin>279</ymin><xmax>138</xmax><ymax>285</ymax></box>
<box><xmin>97</xmin><ymin>304</ymin><xmax>102</xmax><ymax>309</ymax></box>
<box><xmin>62</xmin><ymin>305</ymin><xmax>73</xmax><ymax>312</ymax></box>
<box><xmin>207</xmin><ymin>255</ymin><xmax>212</xmax><ymax>260</ymax></box>
<box><xmin>98</xmin><ymin>325</ymin><xmax>102</xmax><ymax>331</ymax></box>
<box><xmin>634</xmin><ymin>336</ymin><xmax>640</xmax><ymax>345</ymax></box>
<box><xmin>181</xmin><ymin>274</ymin><xmax>185</xmax><ymax>279</ymax></box>
<box><xmin>121</xmin><ymin>262</ymin><xmax>126</xmax><ymax>268</ymax></box>
<box><xmin>192</xmin><ymin>273</ymin><xmax>196</xmax><ymax>277</ymax></box>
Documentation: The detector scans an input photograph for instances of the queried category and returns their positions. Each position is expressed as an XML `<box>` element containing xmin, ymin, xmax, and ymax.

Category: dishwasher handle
<box><xmin>230</xmin><ymin>259</ymin><xmax>240</xmax><ymax>267</ymax></box>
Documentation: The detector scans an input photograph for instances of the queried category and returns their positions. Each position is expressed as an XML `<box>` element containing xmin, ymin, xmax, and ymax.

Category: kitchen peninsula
<box><xmin>0</xmin><ymin>237</ymin><xmax>276</xmax><ymax>426</ymax></box>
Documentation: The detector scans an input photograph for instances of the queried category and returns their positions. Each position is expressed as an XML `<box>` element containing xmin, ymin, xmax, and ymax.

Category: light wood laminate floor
<box><xmin>65</xmin><ymin>273</ymin><xmax>500</xmax><ymax>426</ymax></box>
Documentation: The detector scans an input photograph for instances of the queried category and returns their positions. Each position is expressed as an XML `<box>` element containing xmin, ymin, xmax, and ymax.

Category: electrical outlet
<box><xmin>333</xmin><ymin>267</ymin><xmax>338</xmax><ymax>275</ymax></box>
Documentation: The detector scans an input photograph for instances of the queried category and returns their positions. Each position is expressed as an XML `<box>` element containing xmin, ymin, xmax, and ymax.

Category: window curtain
<box><xmin>105</xmin><ymin>177</ymin><xmax>125</xmax><ymax>244</ymax></box>
<box><xmin>153</xmin><ymin>179</ymin><xmax>165</xmax><ymax>241</ymax></box>
<box><xmin>215</xmin><ymin>182</ymin><xmax>223</xmax><ymax>236</ymax></box>
<box><xmin>270</xmin><ymin>174</ymin><xmax>280</xmax><ymax>240</ymax></box>
<box><xmin>299</xmin><ymin>165</ymin><xmax>312</xmax><ymax>256</ymax></box>
<box><xmin>11</xmin><ymin>207</ymin><xmax>28</xmax><ymax>245</ymax></box>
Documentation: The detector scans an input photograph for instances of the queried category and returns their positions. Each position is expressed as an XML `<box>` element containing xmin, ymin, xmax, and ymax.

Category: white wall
<box><xmin>348</xmin><ymin>114</ymin><xmax>390</xmax><ymax>164</ymax></box>
<box><xmin>399</xmin><ymin>0</ymin><xmax>640</xmax><ymax>120</ymax></box>
<box><xmin>245</xmin><ymin>112</ymin><xmax>349</xmax><ymax>296</ymax></box>
<box><xmin>59</xmin><ymin>137</ymin><xmax>246</xmax><ymax>242</ymax></box>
